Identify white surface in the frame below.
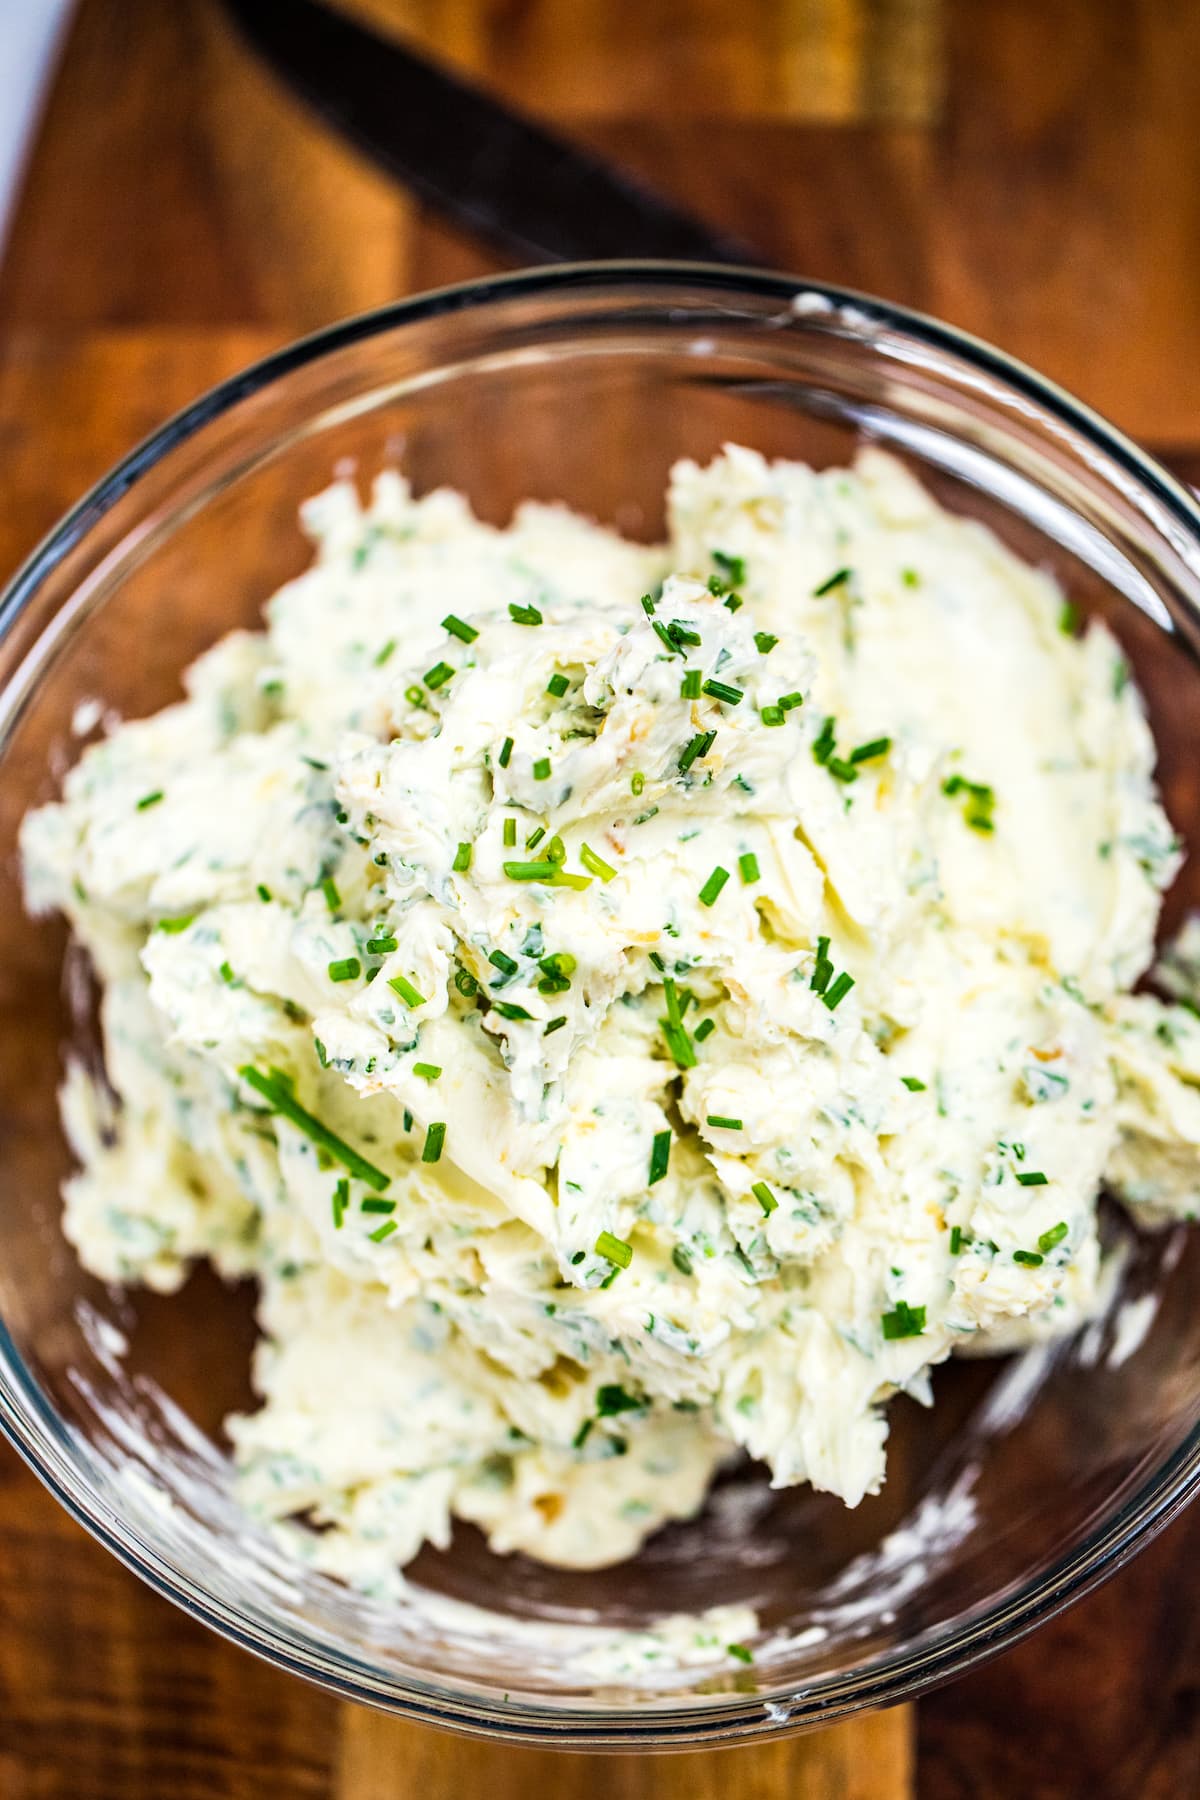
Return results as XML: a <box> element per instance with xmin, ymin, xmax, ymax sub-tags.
<box><xmin>0</xmin><ymin>0</ymin><xmax>74</xmax><ymax>256</ymax></box>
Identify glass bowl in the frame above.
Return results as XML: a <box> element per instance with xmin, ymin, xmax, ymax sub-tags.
<box><xmin>2</xmin><ymin>264</ymin><xmax>1200</xmax><ymax>1749</ymax></box>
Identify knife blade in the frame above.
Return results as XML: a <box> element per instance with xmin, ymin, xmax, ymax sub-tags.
<box><xmin>221</xmin><ymin>0</ymin><xmax>762</xmax><ymax>267</ymax></box>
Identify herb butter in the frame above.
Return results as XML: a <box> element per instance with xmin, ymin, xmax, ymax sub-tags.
<box><xmin>22</xmin><ymin>446</ymin><xmax>1200</xmax><ymax>1583</ymax></box>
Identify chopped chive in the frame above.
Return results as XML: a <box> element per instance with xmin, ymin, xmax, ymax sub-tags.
<box><xmin>413</xmin><ymin>1063</ymin><xmax>441</xmax><ymax>1081</ymax></box>
<box><xmin>680</xmin><ymin>669</ymin><xmax>702</xmax><ymax>699</ymax></box>
<box><xmin>811</xmin><ymin>935</ymin><xmax>832</xmax><ymax>994</ymax></box>
<box><xmin>332</xmin><ymin>1178</ymin><xmax>348</xmax><ymax>1229</ymax></box>
<box><xmin>443</xmin><ymin>613</ymin><xmax>478</xmax><ymax>643</ymax></box>
<box><xmin>256</xmin><ymin>883</ymin><xmax>272</xmax><ymax>903</ymax></box>
<box><xmin>707</xmin><ymin>1115</ymin><xmax>743</xmax><ymax>1131</ymax></box>
<box><xmin>667</xmin><ymin>620</ymin><xmax>702</xmax><ymax>648</ymax></box>
<box><xmin>498</xmin><ymin>736</ymin><xmax>514</xmax><ymax>769</ymax></box>
<box><xmin>724</xmin><ymin>594</ymin><xmax>743</xmax><ymax>612</ymax></box>
<box><xmin>424</xmin><ymin>661</ymin><xmax>455</xmax><ymax>691</ymax></box>
<box><xmin>1038</xmin><ymin>1221</ymin><xmax>1069</xmax><ymax>1254</ymax></box>
<box><xmin>503</xmin><ymin>817</ymin><xmax>517</xmax><ymax>847</ymax></box>
<box><xmin>881</xmin><ymin>1300</ymin><xmax>926</xmax><ymax>1339</ymax></box>
<box><xmin>388</xmin><ymin>974</ymin><xmax>426</xmax><ymax>1008</ymax></box>
<box><xmin>849</xmin><ymin>736</ymin><xmax>891</xmax><ymax>764</ymax></box>
<box><xmin>754</xmin><ymin>632</ymin><xmax>778</xmax><ymax>654</ymax></box>
<box><xmin>751</xmin><ymin>1181</ymin><xmax>777</xmax><ymax>1216</ymax></box>
<box><xmin>454</xmin><ymin>968</ymin><xmax>479</xmax><ymax>997</ymax></box>
<box><xmin>533</xmin><ymin>757</ymin><xmax>551</xmax><ymax>781</ymax></box>
<box><xmin>546</xmin><ymin>870</ymin><xmax>595</xmax><ymax>891</ymax></box>
<box><xmin>823</xmin><ymin>971</ymin><xmax>855</xmax><ymax>1011</ymax></box>
<box><xmin>707</xmin><ymin>574</ymin><xmax>726</xmax><ymax>597</ymax></box>
<box><xmin>421</xmin><ymin>1122</ymin><xmax>446</xmax><ymax>1163</ymax></box>
<box><xmin>652</xmin><ymin>618</ymin><xmax>681</xmax><ymax>656</ymax></box>
<box><xmin>366</xmin><ymin>933</ymin><xmax>398</xmax><ymax>954</ymax></box>
<box><xmin>698</xmin><ymin>866</ymin><xmax>730</xmax><ymax>907</ymax></box>
<box><xmin>489</xmin><ymin>949</ymin><xmax>518</xmax><ymax>977</ymax></box>
<box><xmin>503</xmin><ymin>860</ymin><xmax>558</xmax><ymax>881</ymax></box>
<box><xmin>649</xmin><ymin>1129</ymin><xmax>671</xmax><ymax>1186</ymax></box>
<box><xmin>661</xmin><ymin>1019</ymin><xmax>697</xmax><ymax>1069</ymax></box>
<box><xmin>662</xmin><ymin>976</ymin><xmax>682</xmax><ymax>1027</ymax></box>
<box><xmin>321</xmin><ymin>876</ymin><xmax>341</xmax><ymax>912</ymax></box>
<box><xmin>546</xmin><ymin>835</ymin><xmax>566</xmax><ymax>865</ymax></box>
<box><xmin>362</xmin><ymin>1197</ymin><xmax>396</xmax><ymax>1214</ymax></box>
<box><xmin>494</xmin><ymin>1001</ymin><xmax>534</xmax><ymax>1021</ymax></box>
<box><xmin>948</xmin><ymin>1225</ymin><xmax>964</xmax><ymax>1254</ymax></box>
<box><xmin>631</xmin><ymin>771</ymin><xmax>645</xmax><ymax>796</ymax></box>
<box><xmin>219</xmin><ymin>960</ymin><xmax>237</xmax><ymax>986</ymax></box>
<box><xmin>539</xmin><ymin>951</ymin><xmax>576</xmax><ymax>981</ymax></box>
<box><xmin>374</xmin><ymin>638</ymin><xmax>396</xmax><ymax>666</ymax></box>
<box><xmin>509</xmin><ymin>602</ymin><xmax>543</xmax><ymax>626</ymax></box>
<box><xmin>1013</xmin><ymin>1249</ymin><xmax>1044</xmax><ymax>1266</ymax></box>
<box><xmin>814</xmin><ymin>567</ymin><xmax>851</xmax><ymax>596</ymax></box>
<box><xmin>369</xmin><ymin>1220</ymin><xmax>398</xmax><ymax>1243</ymax></box>
<box><xmin>546</xmin><ymin>672</ymin><xmax>570</xmax><ymax>698</ymax></box>
<box><xmin>526</xmin><ymin>826</ymin><xmax>546</xmax><ymax>850</ymax></box>
<box><xmin>452</xmin><ymin>841</ymin><xmax>473</xmax><ymax>872</ymax></box>
<box><xmin>713</xmin><ymin>550</ymin><xmax>746</xmax><ymax>586</ymax></box>
<box><xmin>812</xmin><ymin>716</ymin><xmax>836</xmax><ymax>764</ymax></box>
<box><xmin>901</xmin><ymin>1076</ymin><xmax>927</xmax><ymax>1092</ymax></box>
<box><xmin>238</xmin><ymin>1065</ymin><xmax>389</xmax><ymax>1189</ymax></box>
<box><xmin>136</xmin><ymin>789</ymin><xmax>164</xmax><ymax>811</ymax></box>
<box><xmin>679</xmin><ymin>729</ymin><xmax>716</xmax><ymax>773</ymax></box>
<box><xmin>157</xmin><ymin>913</ymin><xmax>196</xmax><ymax>934</ymax></box>
<box><xmin>779</xmin><ymin>691</ymin><xmax>804</xmax><ymax>712</ymax></box>
<box><xmin>405</xmin><ymin>684</ymin><xmax>426</xmax><ymax>708</ymax></box>
<box><xmin>901</xmin><ymin>567</ymin><xmax>920</xmax><ymax>588</ymax></box>
<box><xmin>672</xmin><ymin>1244</ymin><xmax>693</xmax><ymax>1277</ymax></box>
<box><xmin>694</xmin><ymin>1017</ymin><xmax>716</xmax><ymax>1042</ymax></box>
<box><xmin>544</xmin><ymin>1016</ymin><xmax>567</xmax><ymax>1035</ymax></box>
<box><xmin>738</xmin><ymin>851</ymin><xmax>760</xmax><ymax>884</ymax></box>
<box><xmin>595</xmin><ymin>1229</ymin><xmax>633</xmax><ymax>1270</ymax></box>
<box><xmin>640</xmin><ymin>594</ymin><xmax>656</xmax><ymax>616</ymax></box>
<box><xmin>827</xmin><ymin>756</ymin><xmax>858</xmax><ymax>783</ymax></box>
<box><xmin>702</xmin><ymin>678</ymin><xmax>744</xmax><ymax>706</ymax></box>
<box><xmin>728</xmin><ymin>1643</ymin><xmax>754</xmax><ymax>1665</ymax></box>
<box><xmin>760</xmin><ymin>705</ymin><xmax>784</xmax><ymax>726</ymax></box>
<box><xmin>580</xmin><ymin>842</ymin><xmax>617</xmax><ymax>882</ymax></box>
<box><xmin>649</xmin><ymin>951</ymin><xmax>666</xmax><ymax>971</ymax></box>
<box><xmin>1058</xmin><ymin>601</ymin><xmax>1080</xmax><ymax>636</ymax></box>
<box><xmin>1015</xmin><ymin>1170</ymin><xmax>1049</xmax><ymax>1187</ymax></box>
<box><xmin>327</xmin><ymin>957</ymin><xmax>361</xmax><ymax>983</ymax></box>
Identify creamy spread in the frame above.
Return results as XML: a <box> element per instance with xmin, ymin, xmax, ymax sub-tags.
<box><xmin>22</xmin><ymin>445</ymin><xmax>1200</xmax><ymax>1588</ymax></box>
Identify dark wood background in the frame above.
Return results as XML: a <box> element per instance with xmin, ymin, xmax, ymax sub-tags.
<box><xmin>1</xmin><ymin>2</ymin><xmax>1199</xmax><ymax>1794</ymax></box>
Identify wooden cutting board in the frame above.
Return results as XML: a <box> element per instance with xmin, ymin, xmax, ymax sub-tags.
<box><xmin>1</xmin><ymin>3</ymin><xmax>1199</xmax><ymax>1795</ymax></box>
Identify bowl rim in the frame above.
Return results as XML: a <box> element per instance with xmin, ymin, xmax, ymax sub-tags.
<box><xmin>2</xmin><ymin>258</ymin><xmax>1200</xmax><ymax>1747</ymax></box>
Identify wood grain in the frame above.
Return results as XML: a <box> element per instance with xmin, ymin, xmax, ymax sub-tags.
<box><xmin>1</xmin><ymin>0</ymin><xmax>1199</xmax><ymax>1795</ymax></box>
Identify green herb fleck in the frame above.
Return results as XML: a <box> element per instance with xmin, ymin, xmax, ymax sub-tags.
<box><xmin>533</xmin><ymin>757</ymin><xmax>551</xmax><ymax>781</ymax></box>
<box><xmin>649</xmin><ymin>1129</ymin><xmax>671</xmax><ymax>1186</ymax></box>
<box><xmin>321</xmin><ymin>876</ymin><xmax>341</xmax><ymax>913</ymax></box>
<box><xmin>388</xmin><ymin>974</ymin><xmax>426</xmax><ymax>1008</ymax></box>
<box><xmin>702</xmin><ymin>678</ymin><xmax>743</xmax><ymax>706</ymax></box>
<box><xmin>881</xmin><ymin>1300</ymin><xmax>926</xmax><ymax>1339</ymax></box>
<box><xmin>738</xmin><ymin>851</ymin><xmax>760</xmax><ymax>884</ymax></box>
<box><xmin>136</xmin><ymin>790</ymin><xmax>164</xmax><ymax>811</ymax></box>
<box><xmin>498</xmin><ymin>736</ymin><xmax>514</xmax><ymax>769</ymax></box>
<box><xmin>327</xmin><ymin>957</ymin><xmax>361</xmax><ymax>983</ymax></box>
<box><xmin>422</xmin><ymin>1122</ymin><xmax>446</xmax><ymax>1163</ymax></box>
<box><xmin>239</xmin><ymin>1065</ymin><xmax>389</xmax><ymax>1189</ymax></box>
<box><xmin>443</xmin><ymin>613</ymin><xmax>478</xmax><ymax>643</ymax></box>
<box><xmin>823</xmin><ymin>971</ymin><xmax>855</xmax><ymax>1011</ymax></box>
<box><xmin>699</xmin><ymin>866</ymin><xmax>730</xmax><ymax>908</ymax></box>
<box><xmin>707</xmin><ymin>1115</ymin><xmax>743</xmax><ymax>1131</ymax></box>
<box><xmin>595</xmin><ymin>1229</ymin><xmax>633</xmax><ymax>1270</ymax></box>
<box><xmin>453</xmin><ymin>841</ymin><xmax>473</xmax><ymax>872</ymax></box>
<box><xmin>751</xmin><ymin>1181</ymin><xmax>778</xmax><ymax>1216</ymax></box>
<box><xmin>1038</xmin><ymin>1221</ymin><xmax>1069</xmax><ymax>1254</ymax></box>
<box><xmin>413</xmin><ymin>1063</ymin><xmax>441</xmax><ymax>1082</ymax></box>
<box><xmin>754</xmin><ymin>632</ymin><xmax>778</xmax><ymax>654</ymax></box>
<box><xmin>849</xmin><ymin>736</ymin><xmax>891</xmax><ymax>764</ymax></box>
<box><xmin>580</xmin><ymin>842</ymin><xmax>617</xmax><ymax>882</ymax></box>
<box><xmin>509</xmin><ymin>602</ymin><xmax>543</xmax><ymax>626</ymax></box>
<box><xmin>1015</xmin><ymin>1170</ymin><xmax>1049</xmax><ymax>1187</ymax></box>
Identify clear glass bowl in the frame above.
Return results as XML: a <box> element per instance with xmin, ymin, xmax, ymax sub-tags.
<box><xmin>2</xmin><ymin>264</ymin><xmax>1200</xmax><ymax>1749</ymax></box>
